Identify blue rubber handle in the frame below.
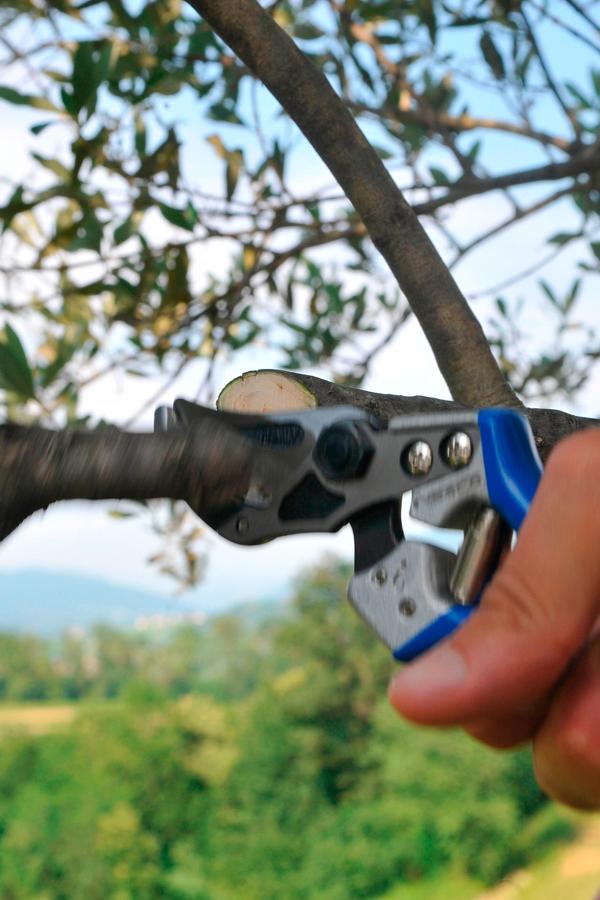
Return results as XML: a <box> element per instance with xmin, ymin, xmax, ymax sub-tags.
<box><xmin>393</xmin><ymin>410</ymin><xmax>543</xmax><ymax>662</ymax></box>
<box><xmin>393</xmin><ymin>606</ymin><xmax>473</xmax><ymax>663</ymax></box>
<box><xmin>477</xmin><ymin>408</ymin><xmax>543</xmax><ymax>531</ymax></box>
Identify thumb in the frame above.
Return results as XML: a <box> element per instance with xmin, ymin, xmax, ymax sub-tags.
<box><xmin>389</xmin><ymin>429</ymin><xmax>600</xmax><ymax>725</ymax></box>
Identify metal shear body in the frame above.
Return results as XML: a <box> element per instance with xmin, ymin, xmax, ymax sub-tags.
<box><xmin>156</xmin><ymin>400</ymin><xmax>542</xmax><ymax>661</ymax></box>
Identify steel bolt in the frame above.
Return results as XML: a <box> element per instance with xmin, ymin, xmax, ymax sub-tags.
<box><xmin>236</xmin><ymin>516</ymin><xmax>250</xmax><ymax>535</ymax></box>
<box><xmin>444</xmin><ymin>432</ymin><xmax>472</xmax><ymax>468</ymax></box>
<box><xmin>314</xmin><ymin>422</ymin><xmax>372</xmax><ymax>481</ymax></box>
<box><xmin>403</xmin><ymin>440</ymin><xmax>433</xmax><ymax>476</ymax></box>
<box><xmin>399</xmin><ymin>598</ymin><xmax>416</xmax><ymax>617</ymax></box>
<box><xmin>373</xmin><ymin>568</ymin><xmax>387</xmax><ymax>586</ymax></box>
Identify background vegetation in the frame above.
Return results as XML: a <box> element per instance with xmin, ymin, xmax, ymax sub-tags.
<box><xmin>0</xmin><ymin>560</ymin><xmax>580</xmax><ymax>899</ymax></box>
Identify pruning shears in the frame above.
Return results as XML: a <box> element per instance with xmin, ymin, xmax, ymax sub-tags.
<box><xmin>155</xmin><ymin>400</ymin><xmax>543</xmax><ymax>662</ymax></box>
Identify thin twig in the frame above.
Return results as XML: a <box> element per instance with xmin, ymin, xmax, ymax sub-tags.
<box><xmin>521</xmin><ymin>5</ymin><xmax>581</xmax><ymax>137</ymax></box>
<box><xmin>122</xmin><ymin>357</ymin><xmax>191</xmax><ymax>427</ymax></box>
<box><xmin>467</xmin><ymin>244</ymin><xmax>576</xmax><ymax>301</ymax></box>
<box><xmin>563</xmin><ymin>0</ymin><xmax>600</xmax><ymax>33</ymax></box>
<box><xmin>350</xmin><ymin>100</ymin><xmax>573</xmax><ymax>153</ymax></box>
<box><xmin>352</xmin><ymin>305</ymin><xmax>412</xmax><ymax>379</ymax></box>
<box><xmin>530</xmin><ymin>0</ymin><xmax>600</xmax><ymax>53</ymax></box>
<box><xmin>412</xmin><ymin>147</ymin><xmax>600</xmax><ymax>216</ymax></box>
<box><xmin>449</xmin><ymin>186</ymin><xmax>575</xmax><ymax>269</ymax></box>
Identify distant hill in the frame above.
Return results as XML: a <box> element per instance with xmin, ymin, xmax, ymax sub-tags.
<box><xmin>0</xmin><ymin>569</ymin><xmax>197</xmax><ymax>635</ymax></box>
<box><xmin>0</xmin><ymin>569</ymin><xmax>286</xmax><ymax>636</ymax></box>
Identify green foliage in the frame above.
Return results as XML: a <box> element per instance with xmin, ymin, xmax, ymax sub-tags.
<box><xmin>0</xmin><ymin>0</ymin><xmax>598</xmax><ymax>426</ymax></box>
<box><xmin>0</xmin><ymin>325</ymin><xmax>35</xmax><ymax>400</ymax></box>
<box><xmin>488</xmin><ymin>275</ymin><xmax>597</xmax><ymax>401</ymax></box>
<box><xmin>0</xmin><ymin>560</ymin><xmax>577</xmax><ymax>898</ymax></box>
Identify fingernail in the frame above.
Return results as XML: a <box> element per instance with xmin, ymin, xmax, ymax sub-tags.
<box><xmin>390</xmin><ymin>644</ymin><xmax>468</xmax><ymax>700</ymax></box>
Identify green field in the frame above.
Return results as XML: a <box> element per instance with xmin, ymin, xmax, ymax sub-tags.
<box><xmin>0</xmin><ymin>702</ymin><xmax>76</xmax><ymax>735</ymax></box>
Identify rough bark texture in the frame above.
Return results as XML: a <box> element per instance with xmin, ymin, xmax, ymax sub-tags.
<box><xmin>218</xmin><ymin>370</ymin><xmax>597</xmax><ymax>463</ymax></box>
<box><xmin>189</xmin><ymin>0</ymin><xmax>521</xmax><ymax>409</ymax></box>
<box><xmin>0</xmin><ymin>421</ymin><xmax>252</xmax><ymax>541</ymax></box>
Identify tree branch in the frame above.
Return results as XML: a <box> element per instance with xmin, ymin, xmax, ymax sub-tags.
<box><xmin>0</xmin><ymin>371</ymin><xmax>595</xmax><ymax>544</ymax></box>
<box><xmin>335</xmin><ymin>8</ymin><xmax>572</xmax><ymax>154</ymax></box>
<box><xmin>529</xmin><ymin>1</ymin><xmax>600</xmax><ymax>54</ymax></box>
<box><xmin>352</xmin><ymin>100</ymin><xmax>574</xmax><ymax>153</ymax></box>
<box><xmin>0</xmin><ymin>422</ymin><xmax>252</xmax><ymax>542</ymax></box>
<box><xmin>521</xmin><ymin>5</ymin><xmax>580</xmax><ymax>137</ymax></box>
<box><xmin>448</xmin><ymin>186</ymin><xmax>574</xmax><ymax>268</ymax></box>
<box><xmin>413</xmin><ymin>149</ymin><xmax>600</xmax><ymax>215</ymax></box>
<box><xmin>217</xmin><ymin>370</ymin><xmax>597</xmax><ymax>463</ymax></box>
<box><xmin>187</xmin><ymin>0</ymin><xmax>521</xmax><ymax>409</ymax></box>
<box><xmin>562</xmin><ymin>0</ymin><xmax>600</xmax><ymax>35</ymax></box>
<box><xmin>467</xmin><ymin>238</ymin><xmax>582</xmax><ymax>301</ymax></box>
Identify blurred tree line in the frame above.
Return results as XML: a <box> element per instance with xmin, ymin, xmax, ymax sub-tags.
<box><xmin>0</xmin><ymin>560</ymin><xmax>576</xmax><ymax>898</ymax></box>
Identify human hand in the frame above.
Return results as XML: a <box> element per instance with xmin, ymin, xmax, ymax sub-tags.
<box><xmin>389</xmin><ymin>428</ymin><xmax>600</xmax><ymax>810</ymax></box>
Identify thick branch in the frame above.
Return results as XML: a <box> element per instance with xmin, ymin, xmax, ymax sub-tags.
<box><xmin>0</xmin><ymin>373</ymin><xmax>595</xmax><ymax>543</ymax></box>
<box><xmin>188</xmin><ymin>0</ymin><xmax>520</xmax><ymax>409</ymax></box>
<box><xmin>0</xmin><ymin>422</ymin><xmax>252</xmax><ymax>541</ymax></box>
<box><xmin>217</xmin><ymin>370</ymin><xmax>597</xmax><ymax>463</ymax></box>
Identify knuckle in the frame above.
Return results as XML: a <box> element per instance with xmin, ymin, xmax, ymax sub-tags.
<box><xmin>485</xmin><ymin>565</ymin><xmax>540</xmax><ymax>632</ymax></box>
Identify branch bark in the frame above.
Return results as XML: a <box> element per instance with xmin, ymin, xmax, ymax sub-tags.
<box><xmin>0</xmin><ymin>373</ymin><xmax>595</xmax><ymax>543</ymax></box>
<box><xmin>187</xmin><ymin>0</ymin><xmax>521</xmax><ymax>409</ymax></box>
<box><xmin>0</xmin><ymin>421</ymin><xmax>252</xmax><ymax>542</ymax></box>
<box><xmin>413</xmin><ymin>145</ymin><xmax>600</xmax><ymax>216</ymax></box>
<box><xmin>352</xmin><ymin>100</ymin><xmax>574</xmax><ymax>152</ymax></box>
<box><xmin>217</xmin><ymin>370</ymin><xmax>597</xmax><ymax>464</ymax></box>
